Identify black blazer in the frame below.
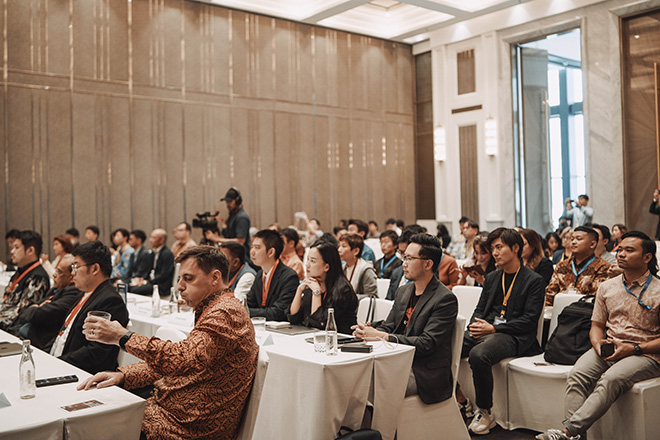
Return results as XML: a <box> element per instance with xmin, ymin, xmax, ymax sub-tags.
<box><xmin>12</xmin><ymin>285</ymin><xmax>84</xmax><ymax>350</ymax></box>
<box><xmin>124</xmin><ymin>246</ymin><xmax>151</xmax><ymax>282</ymax></box>
<box><xmin>533</xmin><ymin>257</ymin><xmax>554</xmax><ymax>287</ymax></box>
<box><xmin>377</xmin><ymin>277</ymin><xmax>458</xmax><ymax>404</ymax></box>
<box><xmin>130</xmin><ymin>246</ymin><xmax>175</xmax><ymax>296</ymax></box>
<box><xmin>59</xmin><ymin>280</ymin><xmax>129</xmax><ymax>374</ymax></box>
<box><xmin>471</xmin><ymin>266</ymin><xmax>545</xmax><ymax>356</ymax></box>
<box><xmin>650</xmin><ymin>201</ymin><xmax>660</xmax><ymax>240</ymax></box>
<box><xmin>247</xmin><ymin>262</ymin><xmax>299</xmax><ymax>321</ymax></box>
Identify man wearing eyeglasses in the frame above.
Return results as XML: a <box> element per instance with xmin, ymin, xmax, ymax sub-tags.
<box><xmin>537</xmin><ymin>231</ymin><xmax>660</xmax><ymax>440</ymax></box>
<box><xmin>49</xmin><ymin>241</ymin><xmax>129</xmax><ymax>374</ymax></box>
<box><xmin>352</xmin><ymin>233</ymin><xmax>458</xmax><ymax>405</ymax></box>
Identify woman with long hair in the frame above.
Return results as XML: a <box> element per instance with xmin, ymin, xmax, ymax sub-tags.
<box><xmin>520</xmin><ymin>229</ymin><xmax>554</xmax><ymax>286</ymax></box>
<box><xmin>607</xmin><ymin>223</ymin><xmax>627</xmax><ymax>253</ymax></box>
<box><xmin>288</xmin><ymin>241</ymin><xmax>358</xmax><ymax>334</ymax></box>
<box><xmin>457</xmin><ymin>234</ymin><xmax>496</xmax><ymax>287</ymax></box>
<box><xmin>553</xmin><ymin>227</ymin><xmax>573</xmax><ymax>264</ymax></box>
<box><xmin>40</xmin><ymin>235</ymin><xmax>74</xmax><ymax>278</ymax></box>
<box><xmin>544</xmin><ymin>231</ymin><xmax>562</xmax><ymax>259</ymax></box>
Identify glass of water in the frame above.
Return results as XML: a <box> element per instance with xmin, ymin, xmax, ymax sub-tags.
<box><xmin>314</xmin><ymin>331</ymin><xmax>327</xmax><ymax>353</ymax></box>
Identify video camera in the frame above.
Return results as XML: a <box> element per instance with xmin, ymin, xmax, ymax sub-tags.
<box><xmin>192</xmin><ymin>211</ymin><xmax>219</xmax><ymax>231</ymax></box>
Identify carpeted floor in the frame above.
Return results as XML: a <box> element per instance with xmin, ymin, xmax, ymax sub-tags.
<box><xmin>469</xmin><ymin>424</ymin><xmax>540</xmax><ymax>439</ymax></box>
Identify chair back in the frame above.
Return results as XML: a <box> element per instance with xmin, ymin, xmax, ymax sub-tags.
<box><xmin>373</xmin><ymin>299</ymin><xmax>394</xmax><ymax>322</ymax></box>
<box><xmin>452</xmin><ymin>315</ymin><xmax>467</xmax><ymax>393</ymax></box>
<box><xmin>376</xmin><ymin>279</ymin><xmax>390</xmax><ymax>299</ymax></box>
<box><xmin>549</xmin><ymin>293</ymin><xmax>584</xmax><ymax>335</ymax></box>
<box><xmin>357</xmin><ymin>297</ymin><xmax>375</xmax><ymax>323</ymax></box>
<box><xmin>171</xmin><ymin>262</ymin><xmax>181</xmax><ymax>293</ymax></box>
<box><xmin>155</xmin><ymin>326</ymin><xmax>187</xmax><ymax>342</ymax></box>
<box><xmin>452</xmin><ymin>286</ymin><xmax>482</xmax><ymax>329</ymax></box>
<box><xmin>365</xmin><ymin>238</ymin><xmax>383</xmax><ymax>260</ymax></box>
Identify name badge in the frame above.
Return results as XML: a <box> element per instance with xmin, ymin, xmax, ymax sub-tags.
<box><xmin>566</xmin><ymin>286</ymin><xmax>577</xmax><ymax>295</ymax></box>
<box><xmin>493</xmin><ymin>316</ymin><xmax>507</xmax><ymax>325</ymax></box>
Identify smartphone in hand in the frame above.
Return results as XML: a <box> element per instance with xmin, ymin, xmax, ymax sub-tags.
<box><xmin>600</xmin><ymin>343</ymin><xmax>615</xmax><ymax>358</ymax></box>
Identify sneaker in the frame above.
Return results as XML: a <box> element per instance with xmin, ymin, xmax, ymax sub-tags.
<box><xmin>469</xmin><ymin>409</ymin><xmax>496</xmax><ymax>435</ymax></box>
<box><xmin>535</xmin><ymin>429</ymin><xmax>581</xmax><ymax>440</ymax></box>
<box><xmin>458</xmin><ymin>399</ymin><xmax>474</xmax><ymax>419</ymax></box>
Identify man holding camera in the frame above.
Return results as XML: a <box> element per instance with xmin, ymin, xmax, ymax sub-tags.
<box><xmin>206</xmin><ymin>188</ymin><xmax>251</xmax><ymax>258</ymax></box>
<box><xmin>537</xmin><ymin>231</ymin><xmax>660</xmax><ymax>440</ymax></box>
<box><xmin>563</xmin><ymin>195</ymin><xmax>593</xmax><ymax>228</ymax></box>
<box><xmin>650</xmin><ymin>189</ymin><xmax>660</xmax><ymax>240</ymax></box>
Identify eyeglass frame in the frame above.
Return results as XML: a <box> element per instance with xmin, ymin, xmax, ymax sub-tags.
<box><xmin>400</xmin><ymin>254</ymin><xmax>430</xmax><ymax>263</ymax></box>
<box><xmin>70</xmin><ymin>263</ymin><xmax>91</xmax><ymax>273</ymax></box>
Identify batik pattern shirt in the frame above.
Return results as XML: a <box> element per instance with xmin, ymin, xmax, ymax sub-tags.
<box><xmin>0</xmin><ymin>263</ymin><xmax>50</xmax><ymax>330</ymax></box>
<box><xmin>545</xmin><ymin>255</ymin><xmax>610</xmax><ymax>306</ymax></box>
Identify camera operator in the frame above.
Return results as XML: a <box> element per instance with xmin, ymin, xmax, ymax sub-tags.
<box><xmin>563</xmin><ymin>194</ymin><xmax>593</xmax><ymax>228</ymax></box>
<box><xmin>205</xmin><ymin>188</ymin><xmax>251</xmax><ymax>258</ymax></box>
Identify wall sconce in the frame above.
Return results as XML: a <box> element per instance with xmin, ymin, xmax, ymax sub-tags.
<box><xmin>434</xmin><ymin>126</ymin><xmax>446</xmax><ymax>162</ymax></box>
<box><xmin>485</xmin><ymin>117</ymin><xmax>497</xmax><ymax>156</ymax></box>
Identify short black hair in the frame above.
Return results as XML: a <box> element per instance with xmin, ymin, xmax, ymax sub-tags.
<box><xmin>573</xmin><ymin>226</ymin><xmax>599</xmax><ymax>243</ymax></box>
<box><xmin>409</xmin><ymin>233</ymin><xmax>443</xmax><ymax>272</ymax></box>
<box><xmin>348</xmin><ymin>219</ymin><xmax>369</xmax><ymax>236</ymax></box>
<box><xmin>113</xmin><ymin>228</ymin><xmax>130</xmax><ymax>239</ymax></box>
<box><xmin>72</xmin><ymin>241</ymin><xmax>112</xmax><ymax>278</ymax></box>
<box><xmin>254</xmin><ymin>229</ymin><xmax>285</xmax><ymax>260</ymax></box>
<box><xmin>380</xmin><ymin>230</ymin><xmax>399</xmax><ymax>245</ymax></box>
<box><xmin>86</xmin><ymin>225</ymin><xmax>100</xmax><ymax>235</ymax></box>
<box><xmin>368</xmin><ymin>220</ymin><xmax>378</xmax><ymax>227</ymax></box>
<box><xmin>487</xmin><ymin>227</ymin><xmax>524</xmax><ymax>258</ymax></box>
<box><xmin>339</xmin><ymin>233</ymin><xmax>364</xmax><ymax>255</ymax></box>
<box><xmin>578</xmin><ymin>194</ymin><xmax>589</xmax><ymax>201</ymax></box>
<box><xmin>66</xmin><ymin>228</ymin><xmax>80</xmax><ymax>238</ymax></box>
<box><xmin>396</xmin><ymin>219</ymin><xmax>404</xmax><ymax>228</ymax></box>
<box><xmin>385</xmin><ymin>218</ymin><xmax>397</xmax><ymax>225</ymax></box>
<box><xmin>5</xmin><ymin>229</ymin><xmax>21</xmax><ymax>240</ymax></box>
<box><xmin>17</xmin><ymin>230</ymin><xmax>43</xmax><ymax>256</ymax></box>
<box><xmin>176</xmin><ymin>245</ymin><xmax>229</xmax><ymax>281</ymax></box>
<box><xmin>621</xmin><ymin>231</ymin><xmax>658</xmax><ymax>276</ymax></box>
<box><xmin>220</xmin><ymin>240</ymin><xmax>246</xmax><ymax>265</ymax></box>
<box><xmin>458</xmin><ymin>216</ymin><xmax>470</xmax><ymax>224</ymax></box>
<box><xmin>317</xmin><ymin>232</ymin><xmax>339</xmax><ymax>248</ymax></box>
<box><xmin>590</xmin><ymin>223</ymin><xmax>611</xmax><ymax>242</ymax></box>
<box><xmin>130</xmin><ymin>229</ymin><xmax>147</xmax><ymax>243</ymax></box>
<box><xmin>179</xmin><ymin>222</ymin><xmax>192</xmax><ymax>232</ymax></box>
<box><xmin>333</xmin><ymin>226</ymin><xmax>346</xmax><ymax>235</ymax></box>
<box><xmin>280</xmin><ymin>228</ymin><xmax>300</xmax><ymax>247</ymax></box>
<box><xmin>465</xmin><ymin>220</ymin><xmax>479</xmax><ymax>230</ymax></box>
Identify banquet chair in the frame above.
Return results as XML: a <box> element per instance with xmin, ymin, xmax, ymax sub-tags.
<box><xmin>357</xmin><ymin>298</ymin><xmax>375</xmax><ymax>323</ymax></box>
<box><xmin>155</xmin><ymin>326</ymin><xmax>187</xmax><ymax>342</ymax></box>
<box><xmin>452</xmin><ymin>285</ymin><xmax>482</xmax><ymax>329</ymax></box>
<box><xmin>376</xmin><ymin>279</ymin><xmax>390</xmax><ymax>299</ymax></box>
<box><xmin>395</xmin><ymin>315</ymin><xmax>469</xmax><ymax>440</ymax></box>
<box><xmin>372</xmin><ymin>299</ymin><xmax>394</xmax><ymax>322</ymax></box>
<box><xmin>237</xmin><ymin>347</ymin><xmax>270</xmax><ymax>440</ymax></box>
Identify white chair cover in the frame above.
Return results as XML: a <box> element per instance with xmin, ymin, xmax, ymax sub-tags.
<box><xmin>376</xmin><ymin>279</ymin><xmax>390</xmax><ymax>299</ymax></box>
<box><xmin>154</xmin><ymin>326</ymin><xmax>187</xmax><ymax>342</ymax></box>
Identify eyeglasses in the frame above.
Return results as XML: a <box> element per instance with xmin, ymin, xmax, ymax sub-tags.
<box><xmin>70</xmin><ymin>263</ymin><xmax>90</xmax><ymax>273</ymax></box>
<box><xmin>401</xmin><ymin>255</ymin><xmax>430</xmax><ymax>263</ymax></box>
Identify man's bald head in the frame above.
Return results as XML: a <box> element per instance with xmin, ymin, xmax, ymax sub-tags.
<box><xmin>150</xmin><ymin>228</ymin><xmax>167</xmax><ymax>248</ymax></box>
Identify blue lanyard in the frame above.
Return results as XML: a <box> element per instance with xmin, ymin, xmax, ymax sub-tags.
<box><xmin>571</xmin><ymin>256</ymin><xmax>596</xmax><ymax>286</ymax></box>
<box><xmin>380</xmin><ymin>255</ymin><xmax>398</xmax><ymax>277</ymax></box>
<box><xmin>623</xmin><ymin>274</ymin><xmax>652</xmax><ymax>310</ymax></box>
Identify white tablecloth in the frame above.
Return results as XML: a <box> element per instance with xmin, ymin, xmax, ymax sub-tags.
<box><xmin>0</xmin><ymin>330</ymin><xmax>145</xmax><ymax>440</ymax></box>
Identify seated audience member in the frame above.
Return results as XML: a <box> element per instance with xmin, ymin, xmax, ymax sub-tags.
<box><xmin>375</xmin><ymin>230</ymin><xmax>402</xmax><ymax>279</ymax></box>
<box><xmin>79</xmin><ymin>246</ymin><xmax>258</xmax><ymax>440</ymax></box>
<box><xmin>220</xmin><ymin>241</ymin><xmax>256</xmax><ymax>304</ymax></box>
<box><xmin>50</xmin><ymin>241</ymin><xmax>129</xmax><ymax>374</ymax></box>
<box><xmin>385</xmin><ymin>218</ymin><xmax>402</xmax><ymax>236</ymax></box>
<box><xmin>651</xmin><ymin>189</ymin><xmax>660</xmax><ymax>240</ymax></box>
<box><xmin>129</xmin><ymin>229</ymin><xmax>175</xmax><ymax>297</ymax></box>
<box><xmin>437</xmin><ymin>251</ymin><xmax>460</xmax><ymax>290</ymax></box>
<box><xmin>0</xmin><ymin>230</ymin><xmax>50</xmax><ymax>331</ymax></box>
<box><xmin>545</xmin><ymin>226</ymin><xmax>610</xmax><ymax>306</ymax></box>
<box><xmin>446</xmin><ymin>216</ymin><xmax>470</xmax><ymax>258</ymax></box>
<box><xmin>521</xmin><ymin>229</ymin><xmax>554</xmax><ymax>286</ymax></box>
<box><xmin>536</xmin><ymin>231</ymin><xmax>660</xmax><ymax>440</ymax></box>
<box><xmin>3</xmin><ymin>229</ymin><xmax>21</xmax><ymax>271</ymax></box>
<box><xmin>171</xmin><ymin>222</ymin><xmax>197</xmax><ymax>258</ymax></box>
<box><xmin>40</xmin><ymin>235</ymin><xmax>73</xmax><ymax>278</ymax></box>
<box><xmin>461</xmin><ymin>228</ymin><xmax>545</xmax><ymax>435</ymax></box>
<box><xmin>353</xmin><ymin>234</ymin><xmax>458</xmax><ymax>404</ymax></box>
<box><xmin>553</xmin><ymin>227</ymin><xmax>574</xmax><ymax>264</ymax></box>
<box><xmin>339</xmin><ymin>234</ymin><xmax>378</xmax><ymax>301</ymax></box>
<box><xmin>111</xmin><ymin>228</ymin><xmax>134</xmax><ymax>282</ymax></box>
<box><xmin>591</xmin><ymin>223</ymin><xmax>616</xmax><ymax>264</ymax></box>
<box><xmin>607</xmin><ymin>223</ymin><xmax>627</xmax><ymax>253</ymax></box>
<box><xmin>288</xmin><ymin>241</ymin><xmax>358</xmax><ymax>334</ymax></box>
<box><xmin>436</xmin><ymin>223</ymin><xmax>452</xmax><ymax>249</ymax></box>
<box><xmin>13</xmin><ymin>254</ymin><xmax>83</xmax><ymax>350</ymax></box>
<box><xmin>545</xmin><ymin>231</ymin><xmax>562</xmax><ymax>259</ymax></box>
<box><xmin>387</xmin><ymin>225</ymin><xmax>425</xmax><ymax>300</ymax></box>
<box><xmin>85</xmin><ymin>225</ymin><xmax>100</xmax><ymax>243</ymax></box>
<box><xmin>280</xmin><ymin>227</ymin><xmax>305</xmax><ymax>281</ymax></box>
<box><xmin>368</xmin><ymin>220</ymin><xmax>380</xmax><ymax>239</ymax></box>
<box><xmin>66</xmin><ymin>227</ymin><xmax>80</xmax><ymax>249</ymax></box>
<box><xmin>563</xmin><ymin>194</ymin><xmax>593</xmax><ymax>227</ymax></box>
<box><xmin>125</xmin><ymin>229</ymin><xmax>151</xmax><ymax>283</ymax></box>
<box><xmin>348</xmin><ymin>218</ymin><xmax>377</xmax><ymax>263</ymax></box>
<box><xmin>247</xmin><ymin>229</ymin><xmax>299</xmax><ymax>320</ymax></box>
<box><xmin>457</xmin><ymin>234</ymin><xmax>496</xmax><ymax>288</ymax></box>
<box><xmin>300</xmin><ymin>213</ymin><xmax>323</xmax><ymax>247</ymax></box>
<box><xmin>333</xmin><ymin>226</ymin><xmax>348</xmax><ymax>242</ymax></box>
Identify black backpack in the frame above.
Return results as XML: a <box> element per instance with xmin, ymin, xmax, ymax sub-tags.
<box><xmin>544</xmin><ymin>295</ymin><xmax>595</xmax><ymax>365</ymax></box>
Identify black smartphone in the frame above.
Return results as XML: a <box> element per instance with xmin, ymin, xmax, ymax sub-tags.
<box><xmin>600</xmin><ymin>343</ymin><xmax>615</xmax><ymax>358</ymax></box>
<box><xmin>36</xmin><ymin>374</ymin><xmax>79</xmax><ymax>387</ymax></box>
<box><xmin>340</xmin><ymin>344</ymin><xmax>373</xmax><ymax>353</ymax></box>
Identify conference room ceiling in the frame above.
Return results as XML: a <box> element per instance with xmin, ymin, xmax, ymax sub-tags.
<box><xmin>195</xmin><ymin>0</ymin><xmax>535</xmax><ymax>44</ymax></box>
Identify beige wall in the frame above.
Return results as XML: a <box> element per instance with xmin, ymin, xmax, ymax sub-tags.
<box><xmin>0</xmin><ymin>0</ymin><xmax>416</xmax><ymax>259</ymax></box>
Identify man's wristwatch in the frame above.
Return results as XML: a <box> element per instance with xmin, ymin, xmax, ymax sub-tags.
<box><xmin>633</xmin><ymin>343</ymin><xmax>643</xmax><ymax>356</ymax></box>
<box><xmin>312</xmin><ymin>289</ymin><xmax>321</xmax><ymax>296</ymax></box>
<box><xmin>119</xmin><ymin>331</ymin><xmax>135</xmax><ymax>351</ymax></box>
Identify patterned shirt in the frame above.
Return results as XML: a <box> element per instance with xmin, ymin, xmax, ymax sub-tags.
<box><xmin>119</xmin><ymin>291</ymin><xmax>258</xmax><ymax>440</ymax></box>
<box><xmin>280</xmin><ymin>252</ymin><xmax>305</xmax><ymax>281</ymax></box>
<box><xmin>0</xmin><ymin>261</ymin><xmax>50</xmax><ymax>330</ymax></box>
<box><xmin>545</xmin><ymin>255</ymin><xmax>609</xmax><ymax>306</ymax></box>
<box><xmin>592</xmin><ymin>272</ymin><xmax>660</xmax><ymax>364</ymax></box>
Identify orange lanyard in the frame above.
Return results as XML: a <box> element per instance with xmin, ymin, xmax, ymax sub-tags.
<box><xmin>58</xmin><ymin>293</ymin><xmax>92</xmax><ymax>336</ymax></box>
<box><xmin>228</xmin><ymin>264</ymin><xmax>244</xmax><ymax>287</ymax></box>
<box><xmin>262</xmin><ymin>260</ymin><xmax>279</xmax><ymax>306</ymax></box>
<box><xmin>499</xmin><ymin>267</ymin><xmax>521</xmax><ymax>317</ymax></box>
<box><xmin>198</xmin><ymin>290</ymin><xmax>233</xmax><ymax>322</ymax></box>
<box><xmin>5</xmin><ymin>261</ymin><xmax>41</xmax><ymax>298</ymax></box>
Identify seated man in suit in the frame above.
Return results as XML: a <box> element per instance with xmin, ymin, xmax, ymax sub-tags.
<box><xmin>246</xmin><ymin>229</ymin><xmax>299</xmax><ymax>321</ymax></box>
<box><xmin>12</xmin><ymin>254</ymin><xmax>84</xmax><ymax>350</ymax></box>
<box><xmin>386</xmin><ymin>225</ymin><xmax>425</xmax><ymax>300</ymax></box>
<box><xmin>461</xmin><ymin>228</ymin><xmax>545</xmax><ymax>435</ymax></box>
<box><xmin>129</xmin><ymin>228</ymin><xmax>175</xmax><ymax>297</ymax></box>
<box><xmin>50</xmin><ymin>241</ymin><xmax>129</xmax><ymax>374</ymax></box>
<box><xmin>220</xmin><ymin>241</ymin><xmax>256</xmax><ymax>304</ymax></box>
<box><xmin>353</xmin><ymin>233</ymin><xmax>458</xmax><ymax>404</ymax></box>
<box><xmin>124</xmin><ymin>229</ymin><xmax>151</xmax><ymax>284</ymax></box>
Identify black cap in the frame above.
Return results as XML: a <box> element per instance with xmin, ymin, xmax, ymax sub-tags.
<box><xmin>221</xmin><ymin>188</ymin><xmax>240</xmax><ymax>202</ymax></box>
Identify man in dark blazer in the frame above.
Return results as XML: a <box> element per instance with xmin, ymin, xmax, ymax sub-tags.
<box><xmin>49</xmin><ymin>241</ymin><xmax>129</xmax><ymax>374</ymax></box>
<box><xmin>353</xmin><ymin>233</ymin><xmax>458</xmax><ymax>405</ymax></box>
<box><xmin>129</xmin><ymin>228</ymin><xmax>175</xmax><ymax>297</ymax></box>
<box><xmin>650</xmin><ymin>189</ymin><xmax>660</xmax><ymax>240</ymax></box>
<box><xmin>247</xmin><ymin>229</ymin><xmax>299</xmax><ymax>321</ymax></box>
<box><xmin>123</xmin><ymin>229</ymin><xmax>151</xmax><ymax>283</ymax></box>
<box><xmin>461</xmin><ymin>228</ymin><xmax>545</xmax><ymax>435</ymax></box>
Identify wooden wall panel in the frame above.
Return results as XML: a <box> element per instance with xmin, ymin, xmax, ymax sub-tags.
<box><xmin>211</xmin><ymin>8</ymin><xmax>230</xmax><ymax>95</ymax></box>
<box><xmin>163</xmin><ymin>0</ymin><xmax>183</xmax><ymax>89</ymax></box>
<box><xmin>459</xmin><ymin>125</ymin><xmax>479</xmax><ymax>221</ymax></box>
<box><xmin>131</xmin><ymin>0</ymin><xmax>155</xmax><ymax>87</ymax></box>
<box><xmin>131</xmin><ymin>99</ymin><xmax>156</xmax><ymax>232</ymax></box>
<box><xmin>108</xmin><ymin>97</ymin><xmax>132</xmax><ymax>229</ymax></box>
<box><xmin>7</xmin><ymin>87</ymin><xmax>35</xmax><ymax>230</ymax></box>
<box><xmin>108</xmin><ymin>0</ymin><xmax>129</xmax><ymax>82</ymax></box>
<box><xmin>163</xmin><ymin>102</ymin><xmax>184</xmax><ymax>230</ymax></box>
<box><xmin>7</xmin><ymin>0</ymin><xmax>32</xmax><ymax>72</ymax></box>
<box><xmin>232</xmin><ymin>11</ymin><xmax>249</xmax><ymax>97</ymax></box>
<box><xmin>183</xmin><ymin>3</ymin><xmax>203</xmax><ymax>93</ymax></box>
<box><xmin>71</xmin><ymin>94</ymin><xmax>99</xmax><ymax>235</ymax></box>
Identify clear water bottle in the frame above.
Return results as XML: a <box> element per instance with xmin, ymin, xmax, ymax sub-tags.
<box><xmin>151</xmin><ymin>285</ymin><xmax>161</xmax><ymax>317</ymax></box>
<box><xmin>326</xmin><ymin>308</ymin><xmax>338</xmax><ymax>356</ymax></box>
<box><xmin>169</xmin><ymin>287</ymin><xmax>179</xmax><ymax>314</ymax></box>
<box><xmin>19</xmin><ymin>339</ymin><xmax>36</xmax><ymax>399</ymax></box>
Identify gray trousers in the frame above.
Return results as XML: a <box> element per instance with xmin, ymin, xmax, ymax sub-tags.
<box><xmin>563</xmin><ymin>348</ymin><xmax>660</xmax><ymax>436</ymax></box>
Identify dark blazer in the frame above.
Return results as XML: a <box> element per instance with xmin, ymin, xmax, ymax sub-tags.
<box><xmin>124</xmin><ymin>246</ymin><xmax>151</xmax><ymax>282</ymax></box>
<box><xmin>471</xmin><ymin>266</ymin><xmax>545</xmax><ymax>356</ymax></box>
<box><xmin>129</xmin><ymin>245</ymin><xmax>175</xmax><ymax>296</ymax></box>
<box><xmin>247</xmin><ymin>262</ymin><xmax>299</xmax><ymax>321</ymax></box>
<box><xmin>287</xmin><ymin>285</ymin><xmax>358</xmax><ymax>334</ymax></box>
<box><xmin>12</xmin><ymin>285</ymin><xmax>84</xmax><ymax>350</ymax></box>
<box><xmin>377</xmin><ymin>277</ymin><xmax>458</xmax><ymax>404</ymax></box>
<box><xmin>650</xmin><ymin>201</ymin><xmax>660</xmax><ymax>240</ymax></box>
<box><xmin>59</xmin><ymin>279</ymin><xmax>129</xmax><ymax>374</ymax></box>
<box><xmin>533</xmin><ymin>257</ymin><xmax>554</xmax><ymax>287</ymax></box>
